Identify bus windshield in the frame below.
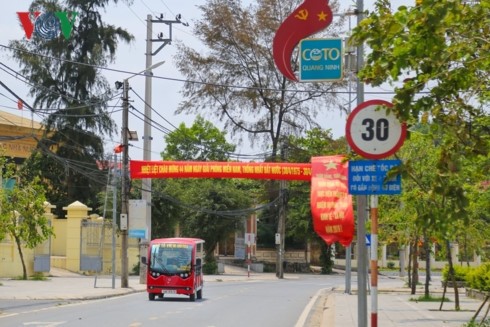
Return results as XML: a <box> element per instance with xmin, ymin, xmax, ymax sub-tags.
<box><xmin>150</xmin><ymin>243</ymin><xmax>192</xmax><ymax>274</ymax></box>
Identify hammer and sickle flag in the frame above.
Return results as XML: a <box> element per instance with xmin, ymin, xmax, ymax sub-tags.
<box><xmin>273</xmin><ymin>0</ymin><xmax>333</xmax><ymax>81</ymax></box>
<box><xmin>310</xmin><ymin>156</ymin><xmax>354</xmax><ymax>247</ymax></box>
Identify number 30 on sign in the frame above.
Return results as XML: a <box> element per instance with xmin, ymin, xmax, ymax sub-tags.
<box><xmin>346</xmin><ymin>100</ymin><xmax>407</xmax><ymax>159</ymax></box>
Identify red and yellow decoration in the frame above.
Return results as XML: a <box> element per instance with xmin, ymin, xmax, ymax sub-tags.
<box><xmin>130</xmin><ymin>160</ymin><xmax>312</xmax><ymax>181</ymax></box>
<box><xmin>132</xmin><ymin>157</ymin><xmax>354</xmax><ymax>246</ymax></box>
<box><xmin>310</xmin><ymin>156</ymin><xmax>354</xmax><ymax>246</ymax></box>
<box><xmin>273</xmin><ymin>0</ymin><xmax>333</xmax><ymax>81</ymax></box>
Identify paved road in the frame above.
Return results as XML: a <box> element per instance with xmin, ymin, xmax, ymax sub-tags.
<box><xmin>0</xmin><ymin>267</ymin><xmax>486</xmax><ymax>326</ymax></box>
<box><xmin>0</xmin><ymin>272</ymin><xmax>342</xmax><ymax>327</ymax></box>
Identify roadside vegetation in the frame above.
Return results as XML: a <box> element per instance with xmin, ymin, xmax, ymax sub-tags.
<box><xmin>1</xmin><ymin>0</ymin><xmax>488</xmax><ymax>299</ymax></box>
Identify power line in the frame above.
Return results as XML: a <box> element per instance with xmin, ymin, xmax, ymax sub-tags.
<box><xmin>0</xmin><ymin>43</ymin><xmax>406</xmax><ymax>95</ymax></box>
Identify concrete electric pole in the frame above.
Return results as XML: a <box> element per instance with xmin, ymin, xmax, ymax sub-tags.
<box><xmin>121</xmin><ymin>79</ymin><xmax>129</xmax><ymax>288</ymax></box>
<box><xmin>142</xmin><ymin>14</ymin><xmax>188</xmax><ymax>243</ymax></box>
<box><xmin>356</xmin><ymin>0</ymin><xmax>368</xmax><ymax>326</ymax></box>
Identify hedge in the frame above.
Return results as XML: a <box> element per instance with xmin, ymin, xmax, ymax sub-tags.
<box><xmin>466</xmin><ymin>263</ymin><xmax>490</xmax><ymax>292</ymax></box>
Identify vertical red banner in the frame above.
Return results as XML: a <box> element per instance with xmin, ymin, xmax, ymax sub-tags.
<box><xmin>310</xmin><ymin>156</ymin><xmax>354</xmax><ymax>246</ymax></box>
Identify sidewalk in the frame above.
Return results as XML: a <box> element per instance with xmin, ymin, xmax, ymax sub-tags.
<box><xmin>313</xmin><ymin>272</ymin><xmax>484</xmax><ymax>327</ymax></box>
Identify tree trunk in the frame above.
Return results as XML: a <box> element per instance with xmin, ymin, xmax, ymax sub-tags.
<box><xmin>446</xmin><ymin>240</ymin><xmax>460</xmax><ymax>311</ymax></box>
<box><xmin>407</xmin><ymin>241</ymin><xmax>412</xmax><ymax>289</ymax></box>
<box><xmin>464</xmin><ymin>234</ymin><xmax>470</xmax><ymax>267</ymax></box>
<box><xmin>424</xmin><ymin>233</ymin><xmax>431</xmax><ymax>298</ymax></box>
<box><xmin>14</xmin><ymin>234</ymin><xmax>28</xmax><ymax>280</ymax></box>
<box><xmin>472</xmin><ymin>296</ymin><xmax>489</xmax><ymax>322</ymax></box>
<box><xmin>439</xmin><ymin>279</ymin><xmax>448</xmax><ymax>311</ymax></box>
<box><xmin>411</xmin><ymin>236</ymin><xmax>419</xmax><ymax>295</ymax></box>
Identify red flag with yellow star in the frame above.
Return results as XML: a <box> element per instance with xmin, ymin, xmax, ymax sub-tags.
<box><xmin>273</xmin><ymin>0</ymin><xmax>333</xmax><ymax>81</ymax></box>
<box><xmin>310</xmin><ymin>155</ymin><xmax>354</xmax><ymax>246</ymax></box>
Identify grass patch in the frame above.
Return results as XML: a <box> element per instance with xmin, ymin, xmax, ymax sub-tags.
<box><xmin>30</xmin><ymin>272</ymin><xmax>48</xmax><ymax>280</ymax></box>
<box><xmin>463</xmin><ymin>320</ymin><xmax>490</xmax><ymax>327</ymax></box>
<box><xmin>12</xmin><ymin>272</ymin><xmax>48</xmax><ymax>281</ymax></box>
<box><xmin>410</xmin><ymin>294</ymin><xmax>450</xmax><ymax>302</ymax></box>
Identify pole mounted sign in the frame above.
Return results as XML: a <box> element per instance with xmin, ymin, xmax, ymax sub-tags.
<box><xmin>346</xmin><ymin>100</ymin><xmax>407</xmax><ymax>159</ymax></box>
<box><xmin>299</xmin><ymin>38</ymin><xmax>343</xmax><ymax>82</ymax></box>
<box><xmin>348</xmin><ymin>159</ymin><xmax>402</xmax><ymax>195</ymax></box>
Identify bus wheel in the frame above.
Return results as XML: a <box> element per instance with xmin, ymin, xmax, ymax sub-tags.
<box><xmin>197</xmin><ymin>289</ymin><xmax>202</xmax><ymax>300</ymax></box>
<box><xmin>149</xmin><ymin>293</ymin><xmax>156</xmax><ymax>301</ymax></box>
<box><xmin>190</xmin><ymin>292</ymin><xmax>196</xmax><ymax>302</ymax></box>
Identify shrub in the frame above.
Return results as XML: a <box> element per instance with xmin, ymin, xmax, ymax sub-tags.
<box><xmin>466</xmin><ymin>263</ymin><xmax>490</xmax><ymax>292</ymax></box>
<box><xmin>442</xmin><ymin>264</ymin><xmax>470</xmax><ymax>282</ymax></box>
<box><xmin>387</xmin><ymin>261</ymin><xmax>396</xmax><ymax>269</ymax></box>
<box><xmin>203</xmin><ymin>259</ymin><xmax>218</xmax><ymax>275</ymax></box>
<box><xmin>319</xmin><ymin>242</ymin><xmax>334</xmax><ymax>274</ymax></box>
<box><xmin>131</xmin><ymin>262</ymin><xmax>140</xmax><ymax>276</ymax></box>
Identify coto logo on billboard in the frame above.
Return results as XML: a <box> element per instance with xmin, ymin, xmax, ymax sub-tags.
<box><xmin>302</xmin><ymin>48</ymin><xmax>341</xmax><ymax>61</ymax></box>
<box><xmin>17</xmin><ymin>11</ymin><xmax>78</xmax><ymax>40</ymax></box>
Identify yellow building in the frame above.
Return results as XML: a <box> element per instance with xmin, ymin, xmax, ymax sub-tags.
<box><xmin>0</xmin><ymin>109</ymin><xmax>43</xmax><ymax>161</ymax></box>
<box><xmin>0</xmin><ymin>110</ymin><xmax>140</xmax><ymax>277</ymax></box>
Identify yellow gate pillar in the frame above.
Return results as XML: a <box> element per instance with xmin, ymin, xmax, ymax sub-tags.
<box><xmin>63</xmin><ymin>201</ymin><xmax>91</xmax><ymax>273</ymax></box>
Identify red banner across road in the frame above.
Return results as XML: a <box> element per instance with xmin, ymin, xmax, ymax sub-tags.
<box><xmin>131</xmin><ymin>158</ymin><xmax>354</xmax><ymax>247</ymax></box>
<box><xmin>130</xmin><ymin>160</ymin><xmax>312</xmax><ymax>181</ymax></box>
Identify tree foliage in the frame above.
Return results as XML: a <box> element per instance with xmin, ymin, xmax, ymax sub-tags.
<box><xmin>286</xmin><ymin>128</ymin><xmax>346</xmax><ymax>243</ymax></box>
<box><xmin>154</xmin><ymin>117</ymin><xmax>255</xmax><ymax>270</ymax></box>
<box><xmin>9</xmin><ymin>0</ymin><xmax>133</xmax><ymax>214</ymax></box>
<box><xmin>161</xmin><ymin>116</ymin><xmax>235</xmax><ymax>161</ymax></box>
<box><xmin>286</xmin><ymin>128</ymin><xmax>346</xmax><ymax>273</ymax></box>
<box><xmin>351</xmin><ymin>1</ymin><xmax>490</xmax><ymax>306</ymax></box>
<box><xmin>174</xmin><ymin>0</ymin><xmax>347</xmax><ymax>159</ymax></box>
<box><xmin>0</xmin><ymin>157</ymin><xmax>53</xmax><ymax>280</ymax></box>
<box><xmin>350</xmin><ymin>2</ymin><xmax>490</xmax><ymax>203</ymax></box>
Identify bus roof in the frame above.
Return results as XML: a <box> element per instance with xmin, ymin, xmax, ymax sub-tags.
<box><xmin>150</xmin><ymin>237</ymin><xmax>205</xmax><ymax>245</ymax></box>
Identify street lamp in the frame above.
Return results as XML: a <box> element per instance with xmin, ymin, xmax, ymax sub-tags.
<box><xmin>118</xmin><ymin>61</ymin><xmax>164</xmax><ymax>288</ymax></box>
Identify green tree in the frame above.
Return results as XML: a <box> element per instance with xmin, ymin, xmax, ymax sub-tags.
<box><xmin>0</xmin><ymin>158</ymin><xmax>53</xmax><ymax>280</ymax></box>
<box><xmin>9</xmin><ymin>0</ymin><xmax>133</xmax><ymax>215</ymax></box>
<box><xmin>174</xmin><ymin>0</ymin><xmax>346</xmax><ymax>159</ymax></box>
<box><xmin>161</xmin><ymin>116</ymin><xmax>235</xmax><ymax>161</ymax></box>
<box><xmin>155</xmin><ymin>117</ymin><xmax>255</xmax><ymax>272</ymax></box>
<box><xmin>351</xmin><ymin>0</ymin><xmax>490</xmax><ymax>309</ymax></box>
<box><xmin>286</xmin><ymin>128</ymin><xmax>346</xmax><ymax>274</ymax></box>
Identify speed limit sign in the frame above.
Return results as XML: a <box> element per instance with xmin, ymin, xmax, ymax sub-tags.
<box><xmin>346</xmin><ymin>100</ymin><xmax>407</xmax><ymax>159</ymax></box>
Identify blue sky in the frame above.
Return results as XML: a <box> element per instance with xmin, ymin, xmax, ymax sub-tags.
<box><xmin>0</xmin><ymin>0</ymin><xmax>402</xmax><ymax>161</ymax></box>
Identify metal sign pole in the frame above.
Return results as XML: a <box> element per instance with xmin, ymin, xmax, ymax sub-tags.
<box><xmin>355</xmin><ymin>0</ymin><xmax>368</xmax><ymax>325</ymax></box>
<box><xmin>371</xmin><ymin>195</ymin><xmax>379</xmax><ymax>327</ymax></box>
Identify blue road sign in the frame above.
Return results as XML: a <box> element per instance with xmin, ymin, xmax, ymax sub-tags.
<box><xmin>366</xmin><ymin>234</ymin><xmax>371</xmax><ymax>246</ymax></box>
<box><xmin>348</xmin><ymin>159</ymin><xmax>402</xmax><ymax>195</ymax></box>
<box><xmin>129</xmin><ymin>229</ymin><xmax>146</xmax><ymax>239</ymax></box>
<box><xmin>299</xmin><ymin>38</ymin><xmax>343</xmax><ymax>82</ymax></box>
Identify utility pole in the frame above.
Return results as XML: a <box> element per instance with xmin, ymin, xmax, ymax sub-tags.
<box><xmin>121</xmin><ymin>79</ymin><xmax>129</xmax><ymax>288</ymax></box>
<box><xmin>356</xmin><ymin>0</ymin><xmax>368</xmax><ymax>326</ymax></box>
<box><xmin>112</xmin><ymin>153</ymin><xmax>117</xmax><ymax>289</ymax></box>
<box><xmin>142</xmin><ymin>14</ymin><xmax>187</xmax><ymax>243</ymax></box>
<box><xmin>139</xmin><ymin>14</ymin><xmax>185</xmax><ymax>284</ymax></box>
<box><xmin>276</xmin><ymin>144</ymin><xmax>288</xmax><ymax>279</ymax></box>
<box><xmin>276</xmin><ymin>184</ymin><xmax>287</xmax><ymax>279</ymax></box>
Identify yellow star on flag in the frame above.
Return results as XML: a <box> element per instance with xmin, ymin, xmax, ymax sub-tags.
<box><xmin>324</xmin><ymin>161</ymin><xmax>337</xmax><ymax>170</ymax></box>
<box><xmin>317</xmin><ymin>11</ymin><xmax>328</xmax><ymax>21</ymax></box>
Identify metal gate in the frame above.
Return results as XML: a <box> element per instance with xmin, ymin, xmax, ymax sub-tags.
<box><xmin>34</xmin><ymin>221</ymin><xmax>51</xmax><ymax>272</ymax></box>
<box><xmin>80</xmin><ymin>220</ymin><xmax>109</xmax><ymax>272</ymax></box>
<box><xmin>34</xmin><ymin>236</ymin><xmax>51</xmax><ymax>272</ymax></box>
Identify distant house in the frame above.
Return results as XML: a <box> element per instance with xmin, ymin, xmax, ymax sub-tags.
<box><xmin>0</xmin><ymin>109</ymin><xmax>43</xmax><ymax>163</ymax></box>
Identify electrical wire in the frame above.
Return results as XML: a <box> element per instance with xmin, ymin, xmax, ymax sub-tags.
<box><xmin>0</xmin><ymin>44</ymin><xmax>406</xmax><ymax>96</ymax></box>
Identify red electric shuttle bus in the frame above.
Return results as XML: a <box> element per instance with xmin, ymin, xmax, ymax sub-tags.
<box><xmin>142</xmin><ymin>237</ymin><xmax>205</xmax><ymax>301</ymax></box>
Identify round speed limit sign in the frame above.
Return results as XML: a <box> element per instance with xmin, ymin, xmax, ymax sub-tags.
<box><xmin>346</xmin><ymin>100</ymin><xmax>407</xmax><ymax>159</ymax></box>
